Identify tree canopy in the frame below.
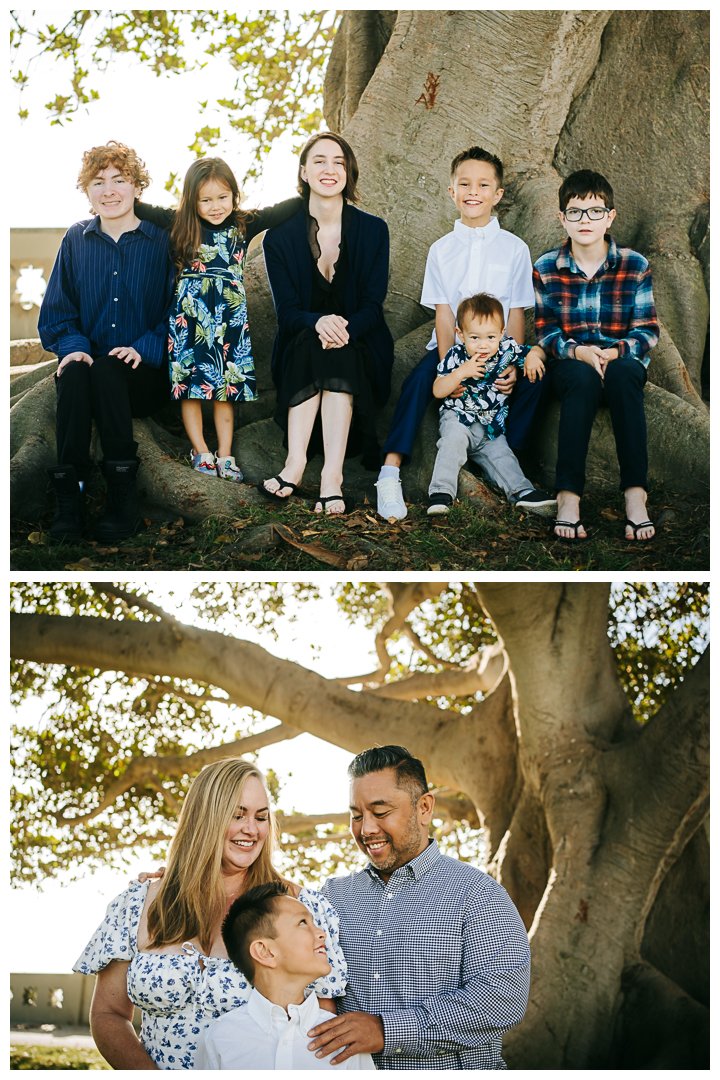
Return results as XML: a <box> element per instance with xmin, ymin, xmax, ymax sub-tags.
<box><xmin>10</xmin><ymin>9</ymin><xmax>339</xmax><ymax>181</ymax></box>
<box><xmin>11</xmin><ymin>581</ymin><xmax>708</xmax><ymax>887</ymax></box>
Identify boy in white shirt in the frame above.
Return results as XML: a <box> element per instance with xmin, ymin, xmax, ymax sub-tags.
<box><xmin>375</xmin><ymin>146</ymin><xmax>551</xmax><ymax>520</ymax></box>
<box><xmin>194</xmin><ymin>882</ymin><xmax>375</xmax><ymax>1071</ymax></box>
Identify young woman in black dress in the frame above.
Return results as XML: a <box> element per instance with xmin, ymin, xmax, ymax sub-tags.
<box><xmin>259</xmin><ymin>132</ymin><xmax>394</xmax><ymax>514</ymax></box>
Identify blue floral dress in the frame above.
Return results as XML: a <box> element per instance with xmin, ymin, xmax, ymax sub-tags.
<box><xmin>73</xmin><ymin>878</ymin><xmax>347</xmax><ymax>1070</ymax></box>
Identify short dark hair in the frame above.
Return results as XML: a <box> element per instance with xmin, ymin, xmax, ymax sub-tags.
<box><xmin>457</xmin><ymin>293</ymin><xmax>505</xmax><ymax>332</ymax></box>
<box><xmin>559</xmin><ymin>169</ymin><xmax>614</xmax><ymax>213</ymax></box>
<box><xmin>222</xmin><ymin>881</ymin><xmax>288</xmax><ymax>983</ymax></box>
<box><xmin>348</xmin><ymin>745</ymin><xmax>429</xmax><ymax>804</ymax></box>
<box><xmin>450</xmin><ymin>146</ymin><xmax>503</xmax><ymax>187</ymax></box>
<box><xmin>297</xmin><ymin>131</ymin><xmax>360</xmax><ymax>203</ymax></box>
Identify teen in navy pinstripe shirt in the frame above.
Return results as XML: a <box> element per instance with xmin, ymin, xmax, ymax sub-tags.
<box><xmin>308</xmin><ymin>746</ymin><xmax>530</xmax><ymax>1070</ymax></box>
<box><xmin>38</xmin><ymin>141</ymin><xmax>175</xmax><ymax>543</ymax></box>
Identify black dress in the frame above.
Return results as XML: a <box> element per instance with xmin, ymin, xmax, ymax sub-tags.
<box><xmin>274</xmin><ymin>206</ymin><xmax>380</xmax><ymax>469</ymax></box>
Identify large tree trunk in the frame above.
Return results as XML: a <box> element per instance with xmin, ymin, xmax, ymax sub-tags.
<box><xmin>10</xmin><ymin>583</ymin><xmax>709</xmax><ymax>1067</ymax></box>
<box><xmin>9</xmin><ymin>11</ymin><xmax>709</xmax><ymax>516</ymax></box>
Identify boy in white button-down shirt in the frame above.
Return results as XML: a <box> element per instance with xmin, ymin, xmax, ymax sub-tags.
<box><xmin>375</xmin><ymin>146</ymin><xmax>550</xmax><ymax>520</ymax></box>
<box><xmin>194</xmin><ymin>882</ymin><xmax>375</xmax><ymax>1070</ymax></box>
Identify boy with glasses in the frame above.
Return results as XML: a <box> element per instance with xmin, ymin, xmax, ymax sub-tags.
<box><xmin>533</xmin><ymin>169</ymin><xmax>659</xmax><ymax>543</ymax></box>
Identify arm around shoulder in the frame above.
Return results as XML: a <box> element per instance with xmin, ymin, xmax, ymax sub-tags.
<box><xmin>133</xmin><ymin>201</ymin><xmax>176</xmax><ymax>231</ymax></box>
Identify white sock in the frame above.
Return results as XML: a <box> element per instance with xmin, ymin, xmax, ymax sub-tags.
<box><xmin>378</xmin><ymin>465</ymin><xmax>400</xmax><ymax>481</ymax></box>
<box><xmin>517</xmin><ymin>487</ymin><xmax>534</xmax><ymax>498</ymax></box>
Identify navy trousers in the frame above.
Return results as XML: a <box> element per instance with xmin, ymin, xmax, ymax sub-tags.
<box><xmin>548</xmin><ymin>357</ymin><xmax>648</xmax><ymax>495</ymax></box>
<box><xmin>55</xmin><ymin>355</ymin><xmax>169</xmax><ymax>480</ymax></box>
<box><xmin>382</xmin><ymin>347</ymin><xmax>550</xmax><ymax>461</ymax></box>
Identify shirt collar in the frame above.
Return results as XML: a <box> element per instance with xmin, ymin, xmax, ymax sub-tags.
<box><xmin>246</xmin><ymin>987</ymin><xmax>319</xmax><ymax>1036</ymax></box>
<box><xmin>453</xmin><ymin>215</ymin><xmax>500</xmax><ymax>245</ymax></box>
<box><xmin>364</xmin><ymin>837</ymin><xmax>441</xmax><ymax>885</ymax></box>
<box><xmin>556</xmin><ymin>233</ymin><xmax>618</xmax><ymax>274</ymax></box>
<box><xmin>82</xmin><ymin>215</ymin><xmax>157</xmax><ymax>240</ymax></box>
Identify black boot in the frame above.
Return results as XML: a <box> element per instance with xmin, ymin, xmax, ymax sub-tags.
<box><xmin>46</xmin><ymin>464</ymin><xmax>87</xmax><ymax>542</ymax></box>
<box><xmin>96</xmin><ymin>459</ymin><xmax>143</xmax><ymax>542</ymax></box>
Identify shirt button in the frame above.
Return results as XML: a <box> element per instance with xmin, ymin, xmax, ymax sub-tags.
<box><xmin>376</xmin><ymin>930</ymin><xmax>382</xmax><ymax>936</ymax></box>
<box><xmin>114</xmin><ymin>297</ymin><xmax>118</xmax><ymax>301</ymax></box>
<box><xmin>111</xmin><ymin>324</ymin><xmax>116</xmax><ymax>328</ymax></box>
<box><xmin>395</xmin><ymin>1048</ymin><xmax>402</xmax><ymax>1054</ymax></box>
<box><xmin>374</xmin><ymin>973</ymin><xmax>380</xmax><ymax>980</ymax></box>
<box><xmin>387</xmin><ymin>893</ymin><xmax>393</xmax><ymax>899</ymax></box>
<box><xmin>113</xmin><ymin>271</ymin><xmax>118</xmax><ymax>275</ymax></box>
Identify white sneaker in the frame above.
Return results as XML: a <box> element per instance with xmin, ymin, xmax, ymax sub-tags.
<box><xmin>375</xmin><ymin>475</ymin><xmax>407</xmax><ymax>520</ymax></box>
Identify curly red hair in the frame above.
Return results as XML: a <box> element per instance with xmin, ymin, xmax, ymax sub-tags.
<box><xmin>77</xmin><ymin>140</ymin><xmax>150</xmax><ymax>196</ymax></box>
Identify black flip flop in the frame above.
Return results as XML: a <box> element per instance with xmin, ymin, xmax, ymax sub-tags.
<box><xmin>551</xmin><ymin>519</ymin><xmax>588</xmax><ymax>544</ymax></box>
<box><xmin>315</xmin><ymin>494</ymin><xmax>354</xmax><ymax>515</ymax></box>
<box><xmin>256</xmin><ymin>475</ymin><xmax>298</xmax><ymax>503</ymax></box>
<box><xmin>624</xmin><ymin>518</ymin><xmax>655</xmax><ymax>543</ymax></box>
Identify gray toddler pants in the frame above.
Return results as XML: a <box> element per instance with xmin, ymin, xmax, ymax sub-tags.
<box><xmin>429</xmin><ymin>410</ymin><xmax>532</xmax><ymax>502</ymax></box>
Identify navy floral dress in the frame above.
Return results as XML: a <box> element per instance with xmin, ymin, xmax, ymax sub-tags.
<box><xmin>133</xmin><ymin>198</ymin><xmax>302</xmax><ymax>403</ymax></box>
<box><xmin>169</xmin><ymin>224</ymin><xmax>255</xmax><ymax>402</ymax></box>
<box><xmin>73</xmin><ymin>878</ymin><xmax>347</xmax><ymax>1070</ymax></box>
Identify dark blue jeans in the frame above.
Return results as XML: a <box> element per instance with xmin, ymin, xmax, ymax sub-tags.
<box><xmin>548</xmin><ymin>357</ymin><xmax>648</xmax><ymax>495</ymax></box>
<box><xmin>382</xmin><ymin>347</ymin><xmax>549</xmax><ymax>461</ymax></box>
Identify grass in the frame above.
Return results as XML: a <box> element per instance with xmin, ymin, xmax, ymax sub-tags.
<box><xmin>10</xmin><ymin>1045</ymin><xmax>110</xmax><ymax>1070</ymax></box>
<box><xmin>10</xmin><ymin>481</ymin><xmax>708</xmax><ymax>572</ymax></box>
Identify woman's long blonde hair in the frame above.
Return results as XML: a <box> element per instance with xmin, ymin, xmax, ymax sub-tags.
<box><xmin>146</xmin><ymin>758</ymin><xmax>282</xmax><ymax>955</ymax></box>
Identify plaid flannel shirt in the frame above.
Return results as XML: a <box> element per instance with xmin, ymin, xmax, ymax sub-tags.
<box><xmin>533</xmin><ymin>235</ymin><xmax>659</xmax><ymax>367</ymax></box>
<box><xmin>322</xmin><ymin>840</ymin><xmax>530</xmax><ymax>1070</ymax></box>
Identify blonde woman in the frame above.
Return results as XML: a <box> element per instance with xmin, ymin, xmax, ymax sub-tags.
<box><xmin>73</xmin><ymin>759</ymin><xmax>347</xmax><ymax>1070</ymax></box>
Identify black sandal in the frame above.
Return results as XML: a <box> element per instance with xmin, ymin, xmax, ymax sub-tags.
<box><xmin>257</xmin><ymin>475</ymin><xmax>298</xmax><ymax>503</ymax></box>
<box><xmin>551</xmin><ymin>519</ymin><xmax>588</xmax><ymax>544</ymax></box>
<box><xmin>315</xmin><ymin>495</ymin><xmax>354</xmax><ymax>515</ymax></box>
<box><xmin>624</xmin><ymin>518</ymin><xmax>655</xmax><ymax>543</ymax></box>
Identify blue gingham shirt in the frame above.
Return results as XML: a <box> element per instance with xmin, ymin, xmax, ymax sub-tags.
<box><xmin>322</xmin><ymin>840</ymin><xmax>530</xmax><ymax>1069</ymax></box>
<box><xmin>38</xmin><ymin>215</ymin><xmax>175</xmax><ymax>367</ymax></box>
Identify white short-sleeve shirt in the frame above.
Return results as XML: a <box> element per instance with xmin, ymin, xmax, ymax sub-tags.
<box><xmin>420</xmin><ymin>217</ymin><xmax>534</xmax><ymax>350</ymax></box>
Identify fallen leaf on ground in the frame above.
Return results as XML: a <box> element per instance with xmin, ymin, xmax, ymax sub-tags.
<box><xmin>346</xmin><ymin>556</ymin><xmax>369</xmax><ymax>570</ymax></box>
<box><xmin>215</xmin><ymin>534</ymin><xmax>233</xmax><ymax>543</ymax></box>
<box><xmin>27</xmin><ymin>532</ymin><xmax>49</xmax><ymax>545</ymax></box>
<box><xmin>601</xmin><ymin>509</ymin><xmax>620</xmax><ymax>520</ymax></box>
<box><xmin>172</xmin><ymin>517</ymin><xmax>184</xmax><ymax>527</ymax></box>
<box><xmin>143</xmin><ymin>517</ymin><xmax>152</xmax><ymax>526</ymax></box>
<box><xmin>64</xmin><ymin>558</ymin><xmax>99</xmax><ymax>570</ymax></box>
<box><xmin>499</xmin><ymin>533</ymin><xmax>509</xmax><ymax>540</ymax></box>
<box><xmin>95</xmin><ymin>547</ymin><xmax>118</xmax><ymax>556</ymax></box>
<box><xmin>428</xmin><ymin>563</ymin><xmax>442</xmax><ymax>571</ymax></box>
<box><xmin>273</xmin><ymin>522</ymin><xmax>348</xmax><ymax>568</ymax></box>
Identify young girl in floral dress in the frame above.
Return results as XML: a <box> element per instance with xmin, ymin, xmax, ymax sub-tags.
<box><xmin>135</xmin><ymin>159</ymin><xmax>301</xmax><ymax>480</ymax></box>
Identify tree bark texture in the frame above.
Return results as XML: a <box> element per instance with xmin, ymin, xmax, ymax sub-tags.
<box><xmin>9</xmin><ymin>11</ymin><xmax>709</xmax><ymax>517</ymax></box>
<box><xmin>10</xmin><ymin>583</ymin><xmax>709</xmax><ymax>1067</ymax></box>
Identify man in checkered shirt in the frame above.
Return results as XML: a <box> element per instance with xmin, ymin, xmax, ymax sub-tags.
<box><xmin>308</xmin><ymin>745</ymin><xmax>530</xmax><ymax>1069</ymax></box>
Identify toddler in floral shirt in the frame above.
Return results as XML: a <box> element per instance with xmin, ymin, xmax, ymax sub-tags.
<box><xmin>427</xmin><ymin>293</ymin><xmax>555</xmax><ymax>514</ymax></box>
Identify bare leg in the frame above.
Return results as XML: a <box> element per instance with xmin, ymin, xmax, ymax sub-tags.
<box><xmin>264</xmin><ymin>393</ymin><xmax>321</xmax><ymax>496</ymax></box>
<box><xmin>624</xmin><ymin>486</ymin><xmax>654</xmax><ymax>540</ymax></box>
<box><xmin>214</xmin><ymin>401</ymin><xmax>235</xmax><ymax>458</ymax></box>
<box><xmin>383</xmin><ymin>452</ymin><xmax>403</xmax><ymax>467</ymax></box>
<box><xmin>554</xmin><ymin>490</ymin><xmax>587</xmax><ymax>540</ymax></box>
<box><xmin>181</xmin><ymin>399</ymin><xmax>209</xmax><ymax>455</ymax></box>
<box><xmin>316</xmin><ymin>391</ymin><xmax>353</xmax><ymax>514</ymax></box>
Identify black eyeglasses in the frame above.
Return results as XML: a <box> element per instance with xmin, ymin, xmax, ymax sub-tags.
<box><xmin>563</xmin><ymin>207</ymin><xmax>611</xmax><ymax>222</ymax></box>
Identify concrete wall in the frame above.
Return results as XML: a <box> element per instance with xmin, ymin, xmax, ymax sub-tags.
<box><xmin>11</xmin><ymin>972</ymin><xmax>141</xmax><ymax>1030</ymax></box>
<box><xmin>10</xmin><ymin>229</ymin><xmax>66</xmax><ymax>341</ymax></box>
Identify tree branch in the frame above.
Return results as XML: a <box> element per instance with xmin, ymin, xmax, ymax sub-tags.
<box><xmin>333</xmin><ymin>582</ymin><xmax>449</xmax><ymax>686</ymax></box>
<box><xmin>367</xmin><ymin>641</ymin><xmax>507</xmax><ymax>700</ymax></box>
<box><xmin>91</xmin><ymin>583</ymin><xmax>184</xmax><ymax>641</ymax></box>
<box><xmin>10</xmin><ymin>611</ymin><xmax>518</xmax><ymax>852</ymax></box>
<box><xmin>54</xmin><ymin>723</ymin><xmax>301</xmax><ymax>826</ymax></box>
